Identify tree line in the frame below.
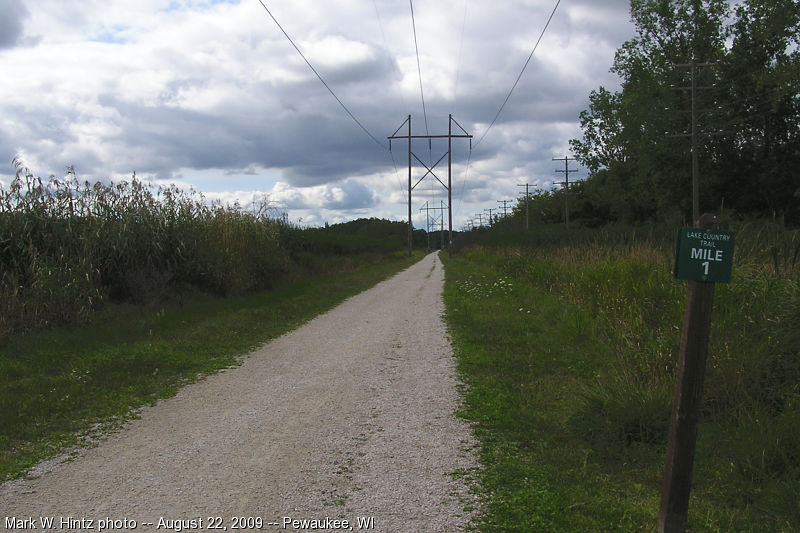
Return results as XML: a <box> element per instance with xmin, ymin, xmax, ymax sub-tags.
<box><xmin>524</xmin><ymin>0</ymin><xmax>799</xmax><ymax>228</ymax></box>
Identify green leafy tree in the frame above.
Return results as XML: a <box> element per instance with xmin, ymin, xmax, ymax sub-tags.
<box><xmin>571</xmin><ymin>0</ymin><xmax>800</xmax><ymax>225</ymax></box>
<box><xmin>711</xmin><ymin>0</ymin><xmax>800</xmax><ymax>221</ymax></box>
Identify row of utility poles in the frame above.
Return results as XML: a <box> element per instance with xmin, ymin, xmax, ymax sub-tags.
<box><xmin>511</xmin><ymin>155</ymin><xmax>580</xmax><ymax>231</ymax></box>
<box><xmin>462</xmin><ymin>201</ymin><xmax>509</xmax><ymax>230</ymax></box>
<box><xmin>460</xmin><ymin>155</ymin><xmax>580</xmax><ymax>232</ymax></box>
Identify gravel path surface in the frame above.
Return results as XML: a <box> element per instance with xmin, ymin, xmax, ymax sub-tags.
<box><xmin>1</xmin><ymin>252</ymin><xmax>481</xmax><ymax>532</ymax></box>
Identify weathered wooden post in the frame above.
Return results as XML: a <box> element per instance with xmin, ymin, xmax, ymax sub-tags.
<box><xmin>659</xmin><ymin>213</ymin><xmax>735</xmax><ymax>532</ymax></box>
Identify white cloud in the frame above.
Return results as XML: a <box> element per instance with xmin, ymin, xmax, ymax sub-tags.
<box><xmin>0</xmin><ymin>0</ymin><xmax>635</xmax><ymax>227</ymax></box>
<box><xmin>268</xmin><ymin>179</ymin><xmax>379</xmax><ymax>211</ymax></box>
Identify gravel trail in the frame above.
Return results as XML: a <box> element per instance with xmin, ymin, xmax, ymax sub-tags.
<box><xmin>1</xmin><ymin>252</ymin><xmax>480</xmax><ymax>532</ymax></box>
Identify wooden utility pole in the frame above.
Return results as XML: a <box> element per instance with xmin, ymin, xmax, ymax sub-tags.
<box><xmin>440</xmin><ymin>200</ymin><xmax>446</xmax><ymax>249</ymax></box>
<box><xmin>408</xmin><ymin>116</ymin><xmax>412</xmax><ymax>257</ymax></box>
<box><xmin>497</xmin><ymin>199</ymin><xmax>513</xmax><ymax>218</ymax></box>
<box><xmin>690</xmin><ymin>59</ymin><xmax>699</xmax><ymax>224</ymax></box>
<box><xmin>672</xmin><ymin>59</ymin><xmax>717</xmax><ymax>223</ymax></box>
<box><xmin>404</xmin><ymin>115</ymin><xmax>412</xmax><ymax>257</ymax></box>
<box><xmin>553</xmin><ymin>156</ymin><xmax>578</xmax><ymax>229</ymax></box>
<box><xmin>447</xmin><ymin>114</ymin><xmax>471</xmax><ymax>255</ymax></box>
<box><xmin>419</xmin><ymin>201</ymin><xmax>431</xmax><ymax>251</ymax></box>
<box><xmin>484</xmin><ymin>207</ymin><xmax>496</xmax><ymax>227</ymax></box>
<box><xmin>517</xmin><ymin>183</ymin><xmax>533</xmax><ymax>231</ymax></box>
<box><xmin>420</xmin><ymin>201</ymin><xmax>447</xmax><ymax>250</ymax></box>
<box><xmin>448</xmin><ymin>114</ymin><xmax>453</xmax><ymax>253</ymax></box>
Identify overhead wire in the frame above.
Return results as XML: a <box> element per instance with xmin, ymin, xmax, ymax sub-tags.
<box><xmin>372</xmin><ymin>0</ymin><xmax>409</xmax><ymax>203</ymax></box>
<box><xmin>451</xmin><ymin>0</ymin><xmax>469</xmax><ymax>117</ymax></box>
<box><xmin>451</xmin><ymin>0</ymin><xmax>472</xmax><ymax>226</ymax></box>
<box><xmin>409</xmin><ymin>0</ymin><xmax>430</xmax><ymax>138</ymax></box>
<box><xmin>409</xmin><ymin>0</ymin><xmax>435</xmax><ymax>226</ymax></box>
<box><xmin>255</xmin><ymin>0</ymin><xmax>562</xmax><ymax>229</ymax></box>
<box><xmin>473</xmin><ymin>0</ymin><xmax>561</xmax><ymax>149</ymax></box>
<box><xmin>254</xmin><ymin>0</ymin><xmax>389</xmax><ymax>151</ymax></box>
<box><xmin>454</xmin><ymin>0</ymin><xmax>560</xmax><ymax>227</ymax></box>
<box><xmin>454</xmin><ymin>146</ymin><xmax>473</xmax><ymax>224</ymax></box>
<box><xmin>371</xmin><ymin>0</ymin><xmax>389</xmax><ymax>52</ymax></box>
<box><xmin>371</xmin><ymin>0</ymin><xmax>408</xmax><ymax>114</ymax></box>
<box><xmin>409</xmin><ymin>0</ymin><xmax>431</xmax><ymax>166</ymax></box>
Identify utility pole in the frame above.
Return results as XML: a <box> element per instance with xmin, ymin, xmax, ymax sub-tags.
<box><xmin>408</xmin><ymin>116</ymin><xmax>412</xmax><ymax>257</ymax></box>
<box><xmin>517</xmin><ymin>183</ymin><xmax>534</xmax><ymax>231</ymax></box>
<box><xmin>389</xmin><ymin>115</ymin><xmax>412</xmax><ymax>257</ymax></box>
<box><xmin>553</xmin><ymin>156</ymin><xmax>579</xmax><ymax>230</ymax></box>
<box><xmin>389</xmin><ymin>114</ymin><xmax>471</xmax><ymax>257</ymax></box>
<box><xmin>448</xmin><ymin>115</ymin><xmax>453</xmax><ymax>252</ymax></box>
<box><xmin>440</xmin><ymin>200</ymin><xmax>446</xmax><ymax>249</ymax></box>
<box><xmin>420</xmin><ymin>201</ymin><xmax>447</xmax><ymax>250</ymax></box>
<box><xmin>484</xmin><ymin>207</ymin><xmax>496</xmax><ymax>227</ymax></box>
<box><xmin>497</xmin><ymin>199</ymin><xmax>513</xmax><ymax>218</ymax></box>
<box><xmin>474</xmin><ymin>213</ymin><xmax>485</xmax><ymax>228</ymax></box>
<box><xmin>419</xmin><ymin>201</ymin><xmax>432</xmax><ymax>251</ymax></box>
<box><xmin>671</xmin><ymin>59</ymin><xmax>717</xmax><ymax>224</ymax></box>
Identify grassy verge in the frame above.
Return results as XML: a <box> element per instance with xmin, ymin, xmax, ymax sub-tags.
<box><xmin>443</xmin><ymin>252</ymin><xmax>655</xmax><ymax>531</ymax></box>
<box><xmin>441</xmin><ymin>231</ymin><xmax>799</xmax><ymax>531</ymax></box>
<box><xmin>0</xmin><ymin>250</ymin><xmax>424</xmax><ymax>481</ymax></box>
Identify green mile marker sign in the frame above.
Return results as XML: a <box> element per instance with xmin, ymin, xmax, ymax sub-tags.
<box><xmin>674</xmin><ymin>227</ymin><xmax>735</xmax><ymax>283</ymax></box>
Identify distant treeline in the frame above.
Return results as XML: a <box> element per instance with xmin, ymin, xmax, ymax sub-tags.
<box><xmin>0</xmin><ymin>161</ymin><xmax>412</xmax><ymax>337</ymax></box>
<box><xmin>547</xmin><ymin>0</ymin><xmax>799</xmax><ymax>227</ymax></box>
<box><xmin>280</xmin><ymin>217</ymin><xmax>426</xmax><ymax>260</ymax></box>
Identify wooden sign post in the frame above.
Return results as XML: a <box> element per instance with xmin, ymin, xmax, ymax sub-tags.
<box><xmin>658</xmin><ymin>213</ymin><xmax>734</xmax><ymax>533</ymax></box>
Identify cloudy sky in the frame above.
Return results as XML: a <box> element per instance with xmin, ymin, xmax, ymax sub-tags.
<box><xmin>0</xmin><ymin>0</ymin><xmax>635</xmax><ymax>228</ymax></box>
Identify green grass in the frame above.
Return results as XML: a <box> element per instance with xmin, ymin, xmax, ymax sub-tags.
<box><xmin>443</xmin><ymin>254</ymin><xmax>657</xmax><ymax>531</ymax></box>
<box><xmin>0</xmin><ymin>250</ymin><xmax>424</xmax><ymax>480</ymax></box>
<box><xmin>441</xmin><ymin>226</ymin><xmax>799</xmax><ymax>532</ymax></box>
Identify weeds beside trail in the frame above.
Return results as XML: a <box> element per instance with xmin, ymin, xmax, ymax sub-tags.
<box><xmin>0</xmin><ymin>251</ymin><xmax>423</xmax><ymax>480</ymax></box>
<box><xmin>442</xmin><ymin>222</ymin><xmax>799</xmax><ymax>532</ymax></box>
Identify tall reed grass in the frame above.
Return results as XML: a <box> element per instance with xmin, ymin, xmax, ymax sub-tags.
<box><xmin>1</xmin><ymin>160</ymin><xmax>289</xmax><ymax>337</ymax></box>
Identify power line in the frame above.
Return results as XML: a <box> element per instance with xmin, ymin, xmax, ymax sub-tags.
<box><xmin>254</xmin><ymin>0</ymin><xmax>388</xmax><ymax>151</ymax></box>
<box><xmin>372</xmin><ymin>0</ymin><xmax>409</xmax><ymax>202</ymax></box>
<box><xmin>451</xmin><ymin>0</ymin><xmax>469</xmax><ymax>116</ymax></box>
<box><xmin>672</xmin><ymin>59</ymin><xmax>718</xmax><ymax>222</ymax></box>
<box><xmin>553</xmin><ymin>155</ymin><xmax>579</xmax><ymax>230</ymax></box>
<box><xmin>474</xmin><ymin>0</ymin><xmax>561</xmax><ymax>148</ymax></box>
<box><xmin>372</xmin><ymin>0</ymin><xmax>408</xmax><ymax>113</ymax></box>
<box><xmin>371</xmin><ymin>0</ymin><xmax>389</xmax><ymax>53</ymax></box>
<box><xmin>388</xmin><ymin>146</ymin><xmax>408</xmax><ymax>204</ymax></box>
<box><xmin>445</xmin><ymin>0</ymin><xmax>471</xmax><ymax>227</ymax></box>
<box><xmin>453</xmin><ymin>143</ymin><xmax>472</xmax><ymax>223</ymax></box>
<box><xmin>497</xmin><ymin>199</ymin><xmax>513</xmax><ymax>217</ymax></box>
<box><xmin>409</xmin><ymin>0</ymin><xmax>430</xmax><ymax>139</ymax></box>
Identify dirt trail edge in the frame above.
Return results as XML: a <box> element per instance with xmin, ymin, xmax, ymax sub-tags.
<box><xmin>1</xmin><ymin>252</ymin><xmax>481</xmax><ymax>532</ymax></box>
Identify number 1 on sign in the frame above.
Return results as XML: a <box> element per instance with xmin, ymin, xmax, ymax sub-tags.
<box><xmin>701</xmin><ymin>261</ymin><xmax>710</xmax><ymax>275</ymax></box>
